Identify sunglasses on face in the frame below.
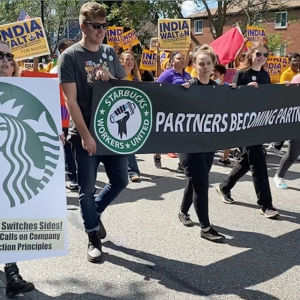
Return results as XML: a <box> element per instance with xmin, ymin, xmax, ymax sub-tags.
<box><xmin>83</xmin><ymin>21</ymin><xmax>108</xmax><ymax>30</ymax></box>
<box><xmin>0</xmin><ymin>51</ymin><xmax>14</xmax><ymax>61</ymax></box>
<box><xmin>255</xmin><ymin>52</ymin><xmax>269</xmax><ymax>58</ymax></box>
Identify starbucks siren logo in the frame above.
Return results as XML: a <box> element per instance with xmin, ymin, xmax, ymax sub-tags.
<box><xmin>94</xmin><ymin>86</ymin><xmax>152</xmax><ymax>154</ymax></box>
<box><xmin>0</xmin><ymin>82</ymin><xmax>60</xmax><ymax>208</ymax></box>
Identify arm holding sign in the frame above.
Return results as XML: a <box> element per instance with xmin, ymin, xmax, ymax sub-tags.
<box><xmin>59</xmin><ymin>53</ymin><xmax>96</xmax><ymax>156</ymax></box>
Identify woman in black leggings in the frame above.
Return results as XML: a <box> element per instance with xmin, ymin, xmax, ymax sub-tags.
<box><xmin>216</xmin><ymin>41</ymin><xmax>279</xmax><ymax>219</ymax></box>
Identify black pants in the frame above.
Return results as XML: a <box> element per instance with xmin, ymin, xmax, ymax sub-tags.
<box><xmin>220</xmin><ymin>145</ymin><xmax>273</xmax><ymax>208</ymax></box>
<box><xmin>63</xmin><ymin>127</ymin><xmax>77</xmax><ymax>182</ymax></box>
<box><xmin>179</xmin><ymin>152</ymin><xmax>215</xmax><ymax>228</ymax></box>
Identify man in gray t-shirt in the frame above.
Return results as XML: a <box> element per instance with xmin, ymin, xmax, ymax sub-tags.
<box><xmin>59</xmin><ymin>2</ymin><xmax>127</xmax><ymax>264</ymax></box>
<box><xmin>59</xmin><ymin>42</ymin><xmax>125</xmax><ymax>134</ymax></box>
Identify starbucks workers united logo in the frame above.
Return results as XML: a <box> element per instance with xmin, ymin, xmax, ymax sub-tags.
<box><xmin>94</xmin><ymin>87</ymin><xmax>152</xmax><ymax>154</ymax></box>
<box><xmin>0</xmin><ymin>82</ymin><xmax>60</xmax><ymax>208</ymax></box>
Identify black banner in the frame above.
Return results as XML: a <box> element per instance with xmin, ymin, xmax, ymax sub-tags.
<box><xmin>90</xmin><ymin>80</ymin><xmax>300</xmax><ymax>155</ymax></box>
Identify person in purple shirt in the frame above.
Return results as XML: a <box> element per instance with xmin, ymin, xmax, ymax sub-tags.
<box><xmin>154</xmin><ymin>52</ymin><xmax>191</xmax><ymax>170</ymax></box>
<box><xmin>157</xmin><ymin>51</ymin><xmax>191</xmax><ymax>85</ymax></box>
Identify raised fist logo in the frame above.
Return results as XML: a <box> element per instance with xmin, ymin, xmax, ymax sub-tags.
<box><xmin>110</xmin><ymin>102</ymin><xmax>136</xmax><ymax>138</ymax></box>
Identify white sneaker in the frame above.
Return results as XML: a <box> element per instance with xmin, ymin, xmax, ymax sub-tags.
<box><xmin>273</xmin><ymin>175</ymin><xmax>288</xmax><ymax>189</ymax></box>
<box><xmin>267</xmin><ymin>144</ymin><xmax>284</xmax><ymax>155</ymax></box>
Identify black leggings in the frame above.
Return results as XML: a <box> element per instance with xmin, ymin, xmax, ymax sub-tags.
<box><xmin>179</xmin><ymin>152</ymin><xmax>215</xmax><ymax>228</ymax></box>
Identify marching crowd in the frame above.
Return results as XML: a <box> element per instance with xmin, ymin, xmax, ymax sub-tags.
<box><xmin>1</xmin><ymin>1</ymin><xmax>300</xmax><ymax>297</ymax></box>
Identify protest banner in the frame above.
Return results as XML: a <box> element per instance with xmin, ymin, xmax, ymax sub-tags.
<box><xmin>224</xmin><ymin>68</ymin><xmax>236</xmax><ymax>84</ymax></box>
<box><xmin>0</xmin><ymin>18</ymin><xmax>50</xmax><ymax>61</ymax></box>
<box><xmin>246</xmin><ymin>25</ymin><xmax>266</xmax><ymax>47</ymax></box>
<box><xmin>158</xmin><ymin>19</ymin><xmax>191</xmax><ymax>51</ymax></box>
<box><xmin>122</xmin><ymin>29</ymin><xmax>140</xmax><ymax>50</ymax></box>
<box><xmin>140</xmin><ymin>49</ymin><xmax>157</xmax><ymax>71</ymax></box>
<box><xmin>0</xmin><ymin>77</ymin><xmax>68</xmax><ymax>263</ymax></box>
<box><xmin>90</xmin><ymin>80</ymin><xmax>300</xmax><ymax>155</ymax></box>
<box><xmin>21</xmin><ymin>70</ymin><xmax>69</xmax><ymax>128</ymax></box>
<box><xmin>150</xmin><ymin>37</ymin><xmax>158</xmax><ymax>51</ymax></box>
<box><xmin>106</xmin><ymin>26</ymin><xmax>123</xmax><ymax>47</ymax></box>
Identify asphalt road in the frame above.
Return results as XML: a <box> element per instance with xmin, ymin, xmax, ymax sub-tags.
<box><xmin>1</xmin><ymin>148</ymin><xmax>300</xmax><ymax>300</ymax></box>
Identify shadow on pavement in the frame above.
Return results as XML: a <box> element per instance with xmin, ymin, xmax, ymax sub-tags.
<box><xmin>0</xmin><ymin>272</ymin><xmax>149</xmax><ymax>299</ymax></box>
<box><xmin>102</xmin><ymin>223</ymin><xmax>300</xmax><ymax>300</ymax></box>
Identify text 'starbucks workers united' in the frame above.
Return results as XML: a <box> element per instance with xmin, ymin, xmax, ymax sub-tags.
<box><xmin>94</xmin><ymin>86</ymin><xmax>152</xmax><ymax>154</ymax></box>
<box><xmin>0</xmin><ymin>82</ymin><xmax>60</xmax><ymax>208</ymax></box>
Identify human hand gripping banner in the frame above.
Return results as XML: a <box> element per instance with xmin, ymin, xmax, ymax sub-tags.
<box><xmin>158</xmin><ymin>19</ymin><xmax>191</xmax><ymax>51</ymax></box>
<box><xmin>0</xmin><ymin>78</ymin><xmax>68</xmax><ymax>263</ymax></box>
<box><xmin>0</xmin><ymin>18</ymin><xmax>50</xmax><ymax>61</ymax></box>
<box><xmin>90</xmin><ymin>80</ymin><xmax>300</xmax><ymax>155</ymax></box>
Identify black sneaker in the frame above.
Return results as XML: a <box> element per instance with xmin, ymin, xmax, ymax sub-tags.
<box><xmin>216</xmin><ymin>185</ymin><xmax>235</xmax><ymax>204</ymax></box>
<box><xmin>178</xmin><ymin>211</ymin><xmax>194</xmax><ymax>227</ymax></box>
<box><xmin>87</xmin><ymin>231</ymin><xmax>102</xmax><ymax>263</ymax></box>
<box><xmin>201</xmin><ymin>226</ymin><xmax>225</xmax><ymax>242</ymax></box>
<box><xmin>260</xmin><ymin>206</ymin><xmax>279</xmax><ymax>219</ymax></box>
<box><xmin>67</xmin><ymin>180</ymin><xmax>78</xmax><ymax>191</ymax></box>
<box><xmin>218</xmin><ymin>158</ymin><xmax>231</xmax><ymax>167</ymax></box>
<box><xmin>5</xmin><ymin>263</ymin><xmax>35</xmax><ymax>298</ymax></box>
<box><xmin>176</xmin><ymin>163</ymin><xmax>184</xmax><ymax>173</ymax></box>
<box><xmin>154</xmin><ymin>155</ymin><xmax>161</xmax><ymax>168</ymax></box>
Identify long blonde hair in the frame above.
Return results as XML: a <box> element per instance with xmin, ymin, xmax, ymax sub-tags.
<box><xmin>120</xmin><ymin>50</ymin><xmax>141</xmax><ymax>82</ymax></box>
<box><xmin>240</xmin><ymin>41</ymin><xmax>269</xmax><ymax>71</ymax></box>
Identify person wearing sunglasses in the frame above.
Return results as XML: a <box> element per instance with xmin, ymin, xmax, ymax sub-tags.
<box><xmin>216</xmin><ymin>41</ymin><xmax>279</xmax><ymax>219</ymax></box>
<box><xmin>0</xmin><ymin>40</ymin><xmax>35</xmax><ymax>298</ymax></box>
<box><xmin>59</xmin><ymin>2</ymin><xmax>127</xmax><ymax>263</ymax></box>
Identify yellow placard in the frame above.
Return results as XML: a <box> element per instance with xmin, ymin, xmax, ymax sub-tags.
<box><xmin>246</xmin><ymin>26</ymin><xmax>266</xmax><ymax>48</ymax></box>
<box><xmin>267</xmin><ymin>60</ymin><xmax>282</xmax><ymax>83</ymax></box>
<box><xmin>122</xmin><ymin>29</ymin><xmax>140</xmax><ymax>50</ymax></box>
<box><xmin>0</xmin><ymin>18</ymin><xmax>50</xmax><ymax>61</ymax></box>
<box><xmin>150</xmin><ymin>38</ymin><xmax>158</xmax><ymax>51</ymax></box>
<box><xmin>106</xmin><ymin>26</ymin><xmax>123</xmax><ymax>47</ymax></box>
<box><xmin>140</xmin><ymin>49</ymin><xmax>157</xmax><ymax>71</ymax></box>
<box><xmin>158</xmin><ymin>19</ymin><xmax>191</xmax><ymax>51</ymax></box>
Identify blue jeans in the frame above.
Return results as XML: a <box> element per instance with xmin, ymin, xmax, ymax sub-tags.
<box><xmin>73</xmin><ymin>137</ymin><xmax>128</xmax><ymax>232</ymax></box>
<box><xmin>128</xmin><ymin>154</ymin><xmax>140</xmax><ymax>177</ymax></box>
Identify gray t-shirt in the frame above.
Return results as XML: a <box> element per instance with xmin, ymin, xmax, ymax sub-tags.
<box><xmin>58</xmin><ymin>42</ymin><xmax>126</xmax><ymax>133</ymax></box>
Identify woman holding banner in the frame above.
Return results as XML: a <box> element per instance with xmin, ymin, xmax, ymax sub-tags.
<box><xmin>216</xmin><ymin>41</ymin><xmax>279</xmax><ymax>219</ymax></box>
<box><xmin>179</xmin><ymin>45</ymin><xmax>225</xmax><ymax>241</ymax></box>
<box><xmin>156</xmin><ymin>51</ymin><xmax>191</xmax><ymax>170</ymax></box>
<box><xmin>0</xmin><ymin>40</ymin><xmax>35</xmax><ymax>298</ymax></box>
<box><xmin>120</xmin><ymin>50</ymin><xmax>142</xmax><ymax>182</ymax></box>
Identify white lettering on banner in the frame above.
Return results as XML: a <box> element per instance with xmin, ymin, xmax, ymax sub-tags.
<box><xmin>155</xmin><ymin>107</ymin><xmax>300</xmax><ymax>133</ymax></box>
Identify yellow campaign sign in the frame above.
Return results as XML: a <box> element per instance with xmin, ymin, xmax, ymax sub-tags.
<box><xmin>246</xmin><ymin>26</ymin><xmax>266</xmax><ymax>41</ymax></box>
<box><xmin>140</xmin><ymin>49</ymin><xmax>157</xmax><ymax>71</ymax></box>
<box><xmin>267</xmin><ymin>60</ymin><xmax>282</xmax><ymax>83</ymax></box>
<box><xmin>268</xmin><ymin>55</ymin><xmax>288</xmax><ymax>72</ymax></box>
<box><xmin>122</xmin><ymin>29</ymin><xmax>140</xmax><ymax>50</ymax></box>
<box><xmin>158</xmin><ymin>19</ymin><xmax>191</xmax><ymax>51</ymax></box>
<box><xmin>150</xmin><ymin>38</ymin><xmax>158</xmax><ymax>51</ymax></box>
<box><xmin>246</xmin><ymin>26</ymin><xmax>266</xmax><ymax>48</ymax></box>
<box><xmin>106</xmin><ymin>26</ymin><xmax>123</xmax><ymax>47</ymax></box>
<box><xmin>0</xmin><ymin>18</ymin><xmax>50</xmax><ymax>61</ymax></box>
